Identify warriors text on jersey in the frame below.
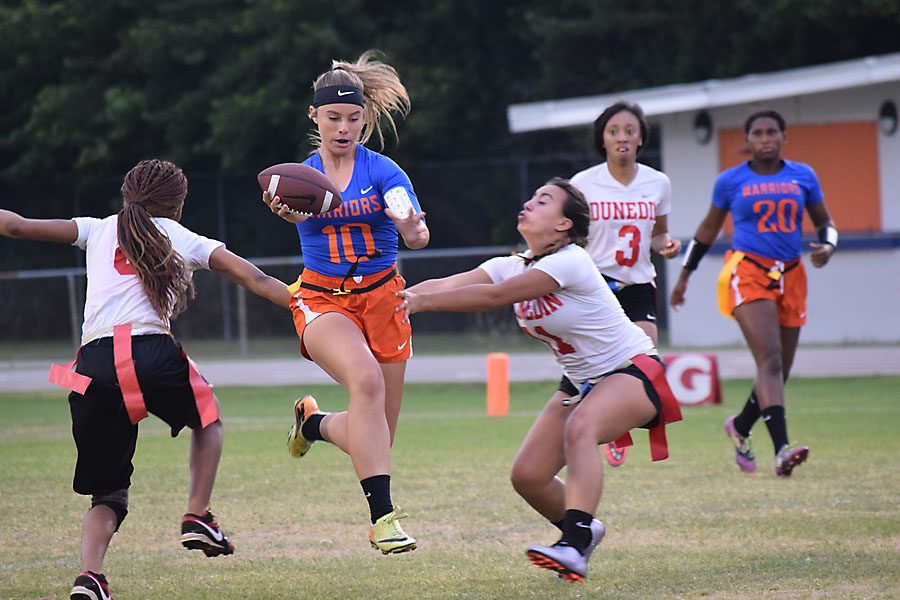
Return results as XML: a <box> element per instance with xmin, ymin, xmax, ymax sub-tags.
<box><xmin>72</xmin><ymin>216</ymin><xmax>224</xmax><ymax>343</ymax></box>
<box><xmin>712</xmin><ymin>160</ymin><xmax>824</xmax><ymax>261</ymax></box>
<box><xmin>571</xmin><ymin>162</ymin><xmax>672</xmax><ymax>285</ymax></box>
<box><xmin>478</xmin><ymin>244</ymin><xmax>654</xmax><ymax>384</ymax></box>
<box><xmin>298</xmin><ymin>145</ymin><xmax>423</xmax><ymax>277</ymax></box>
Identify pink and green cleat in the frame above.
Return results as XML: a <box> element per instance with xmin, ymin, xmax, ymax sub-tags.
<box><xmin>724</xmin><ymin>416</ymin><xmax>756</xmax><ymax>473</ymax></box>
<box><xmin>775</xmin><ymin>444</ymin><xmax>809</xmax><ymax>477</ymax></box>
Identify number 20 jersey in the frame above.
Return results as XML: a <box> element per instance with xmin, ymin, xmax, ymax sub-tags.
<box><xmin>479</xmin><ymin>244</ymin><xmax>654</xmax><ymax>383</ymax></box>
<box><xmin>298</xmin><ymin>145</ymin><xmax>422</xmax><ymax>277</ymax></box>
<box><xmin>712</xmin><ymin>160</ymin><xmax>824</xmax><ymax>261</ymax></box>
<box><xmin>571</xmin><ymin>162</ymin><xmax>672</xmax><ymax>285</ymax></box>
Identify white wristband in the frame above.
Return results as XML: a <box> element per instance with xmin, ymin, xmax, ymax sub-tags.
<box><xmin>818</xmin><ymin>225</ymin><xmax>839</xmax><ymax>248</ymax></box>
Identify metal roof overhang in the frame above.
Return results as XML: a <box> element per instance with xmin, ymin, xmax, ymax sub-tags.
<box><xmin>507</xmin><ymin>52</ymin><xmax>900</xmax><ymax>133</ymax></box>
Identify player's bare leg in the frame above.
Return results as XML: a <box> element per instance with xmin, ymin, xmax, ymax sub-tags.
<box><xmin>302</xmin><ymin>313</ymin><xmax>415</xmax><ymax>552</ymax></box>
<box><xmin>510</xmin><ymin>392</ymin><xmax>569</xmax><ymax>523</ymax></box>
<box><xmin>303</xmin><ymin>313</ymin><xmax>390</xmax><ymax>477</ymax></box>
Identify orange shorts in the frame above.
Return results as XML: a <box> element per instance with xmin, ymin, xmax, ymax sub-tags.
<box><xmin>718</xmin><ymin>250</ymin><xmax>807</xmax><ymax>327</ymax></box>
<box><xmin>288</xmin><ymin>264</ymin><xmax>412</xmax><ymax>363</ymax></box>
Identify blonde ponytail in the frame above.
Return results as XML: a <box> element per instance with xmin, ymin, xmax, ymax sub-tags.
<box><xmin>311</xmin><ymin>50</ymin><xmax>410</xmax><ymax>150</ymax></box>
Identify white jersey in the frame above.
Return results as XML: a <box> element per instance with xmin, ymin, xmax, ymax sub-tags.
<box><xmin>479</xmin><ymin>244</ymin><xmax>654</xmax><ymax>384</ymax></box>
<box><xmin>73</xmin><ymin>215</ymin><xmax>224</xmax><ymax>343</ymax></box>
<box><xmin>571</xmin><ymin>162</ymin><xmax>672</xmax><ymax>285</ymax></box>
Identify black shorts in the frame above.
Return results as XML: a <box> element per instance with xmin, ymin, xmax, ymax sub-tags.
<box><xmin>611</xmin><ymin>281</ymin><xmax>657</xmax><ymax>324</ymax></box>
<box><xmin>68</xmin><ymin>334</ymin><xmax>210</xmax><ymax>496</ymax></box>
<box><xmin>558</xmin><ymin>355</ymin><xmax>665</xmax><ymax>430</ymax></box>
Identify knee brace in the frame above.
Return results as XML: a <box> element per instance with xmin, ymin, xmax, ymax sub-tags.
<box><xmin>91</xmin><ymin>488</ymin><xmax>129</xmax><ymax>531</ymax></box>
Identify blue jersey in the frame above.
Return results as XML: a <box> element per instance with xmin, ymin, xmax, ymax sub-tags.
<box><xmin>712</xmin><ymin>160</ymin><xmax>824</xmax><ymax>261</ymax></box>
<box><xmin>296</xmin><ymin>145</ymin><xmax>422</xmax><ymax>276</ymax></box>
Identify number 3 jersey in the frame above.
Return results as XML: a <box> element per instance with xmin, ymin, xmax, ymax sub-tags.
<box><xmin>712</xmin><ymin>160</ymin><xmax>824</xmax><ymax>261</ymax></box>
<box><xmin>571</xmin><ymin>162</ymin><xmax>672</xmax><ymax>285</ymax></box>
<box><xmin>479</xmin><ymin>244</ymin><xmax>654</xmax><ymax>384</ymax></box>
<box><xmin>72</xmin><ymin>216</ymin><xmax>224</xmax><ymax>343</ymax></box>
<box><xmin>299</xmin><ymin>145</ymin><xmax>423</xmax><ymax>277</ymax></box>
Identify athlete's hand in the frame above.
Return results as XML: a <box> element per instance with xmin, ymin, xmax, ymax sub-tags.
<box><xmin>262</xmin><ymin>191</ymin><xmax>310</xmax><ymax>224</ymax></box>
<box><xmin>384</xmin><ymin>205</ymin><xmax>425</xmax><ymax>227</ymax></box>
<box><xmin>386</xmin><ymin>206</ymin><xmax>429</xmax><ymax>249</ymax></box>
<box><xmin>652</xmin><ymin>233</ymin><xmax>682</xmax><ymax>259</ymax></box>
<box><xmin>808</xmin><ymin>242</ymin><xmax>834</xmax><ymax>268</ymax></box>
<box><xmin>669</xmin><ymin>271</ymin><xmax>690</xmax><ymax>309</ymax></box>
<box><xmin>395</xmin><ymin>289</ymin><xmax>419</xmax><ymax>323</ymax></box>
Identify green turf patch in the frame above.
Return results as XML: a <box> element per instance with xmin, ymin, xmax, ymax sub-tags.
<box><xmin>1</xmin><ymin>378</ymin><xmax>898</xmax><ymax>599</ymax></box>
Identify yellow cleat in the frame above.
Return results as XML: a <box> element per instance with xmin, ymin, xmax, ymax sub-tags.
<box><xmin>287</xmin><ymin>395</ymin><xmax>320</xmax><ymax>458</ymax></box>
<box><xmin>368</xmin><ymin>508</ymin><xmax>417</xmax><ymax>555</ymax></box>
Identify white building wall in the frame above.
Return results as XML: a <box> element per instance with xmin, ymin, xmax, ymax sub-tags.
<box><xmin>657</xmin><ymin>112</ymin><xmax>719</xmax><ymax>237</ymax></box>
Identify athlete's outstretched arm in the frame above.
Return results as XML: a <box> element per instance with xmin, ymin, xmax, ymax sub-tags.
<box><xmin>405</xmin><ymin>268</ymin><xmax>492</xmax><ymax>294</ymax></box>
<box><xmin>208</xmin><ymin>247</ymin><xmax>292</xmax><ymax>308</ymax></box>
<box><xmin>0</xmin><ymin>209</ymin><xmax>78</xmax><ymax>244</ymax></box>
<box><xmin>399</xmin><ymin>269</ymin><xmax>559</xmax><ymax>317</ymax></box>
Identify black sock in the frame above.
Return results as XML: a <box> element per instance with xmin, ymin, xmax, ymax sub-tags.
<box><xmin>762</xmin><ymin>405</ymin><xmax>788</xmax><ymax>455</ymax></box>
<box><xmin>360</xmin><ymin>475</ymin><xmax>393</xmax><ymax>524</ymax></box>
<box><xmin>560</xmin><ymin>509</ymin><xmax>594</xmax><ymax>554</ymax></box>
<box><xmin>551</xmin><ymin>519</ymin><xmax>565</xmax><ymax>532</ymax></box>
<box><xmin>733</xmin><ymin>390</ymin><xmax>760</xmax><ymax>437</ymax></box>
<box><xmin>301</xmin><ymin>413</ymin><xmax>326</xmax><ymax>442</ymax></box>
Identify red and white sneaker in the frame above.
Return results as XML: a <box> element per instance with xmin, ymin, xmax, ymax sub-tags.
<box><xmin>603</xmin><ymin>442</ymin><xmax>628</xmax><ymax>467</ymax></box>
<box><xmin>70</xmin><ymin>570</ymin><xmax>112</xmax><ymax>600</ymax></box>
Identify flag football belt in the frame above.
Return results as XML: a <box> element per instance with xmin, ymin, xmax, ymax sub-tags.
<box><xmin>299</xmin><ymin>267</ymin><xmax>397</xmax><ymax>296</ymax></box>
<box><xmin>741</xmin><ymin>255</ymin><xmax>800</xmax><ymax>289</ymax></box>
<box><xmin>48</xmin><ymin>323</ymin><xmax>218</xmax><ymax>427</ymax></box>
<box><xmin>563</xmin><ymin>353</ymin><xmax>683</xmax><ymax>461</ymax></box>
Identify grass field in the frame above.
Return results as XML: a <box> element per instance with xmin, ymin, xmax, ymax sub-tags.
<box><xmin>1</xmin><ymin>378</ymin><xmax>898</xmax><ymax>599</ymax></box>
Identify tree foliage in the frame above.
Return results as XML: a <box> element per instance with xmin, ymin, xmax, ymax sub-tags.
<box><xmin>1</xmin><ymin>0</ymin><xmax>899</xmax><ymax>254</ymax></box>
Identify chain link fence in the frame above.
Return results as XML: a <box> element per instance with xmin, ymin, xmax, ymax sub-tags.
<box><xmin>3</xmin><ymin>149</ymin><xmax>898</xmax><ymax>361</ymax></box>
<box><xmin>0</xmin><ymin>246</ymin><xmax>533</xmax><ymax>361</ymax></box>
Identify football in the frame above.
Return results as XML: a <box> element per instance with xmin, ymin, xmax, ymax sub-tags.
<box><xmin>257</xmin><ymin>163</ymin><xmax>342</xmax><ymax>216</ymax></box>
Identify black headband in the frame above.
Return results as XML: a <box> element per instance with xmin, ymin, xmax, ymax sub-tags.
<box><xmin>312</xmin><ymin>85</ymin><xmax>365</xmax><ymax>107</ymax></box>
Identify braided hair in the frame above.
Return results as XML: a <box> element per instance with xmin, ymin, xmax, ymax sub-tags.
<box><xmin>117</xmin><ymin>159</ymin><xmax>193</xmax><ymax>320</ymax></box>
